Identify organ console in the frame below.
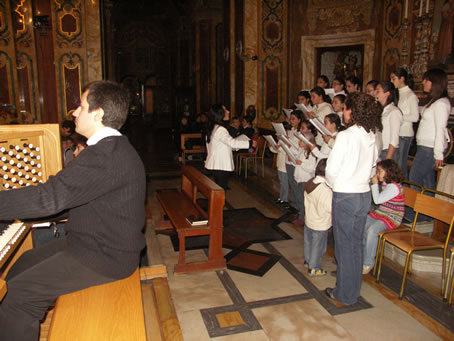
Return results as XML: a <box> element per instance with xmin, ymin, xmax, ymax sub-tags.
<box><xmin>0</xmin><ymin>124</ymin><xmax>62</xmax><ymax>300</ymax></box>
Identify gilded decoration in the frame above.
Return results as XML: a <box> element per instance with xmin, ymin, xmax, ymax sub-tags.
<box><xmin>12</xmin><ymin>0</ymin><xmax>32</xmax><ymax>48</ymax></box>
<box><xmin>0</xmin><ymin>1</ymin><xmax>10</xmax><ymax>46</ymax></box>
<box><xmin>384</xmin><ymin>0</ymin><xmax>403</xmax><ymax>38</ymax></box>
<box><xmin>382</xmin><ymin>47</ymin><xmax>401</xmax><ymax>78</ymax></box>
<box><xmin>16</xmin><ymin>52</ymin><xmax>37</xmax><ymax>123</ymax></box>
<box><xmin>54</xmin><ymin>0</ymin><xmax>83</xmax><ymax>48</ymax></box>
<box><xmin>0</xmin><ymin>51</ymin><xmax>16</xmax><ymax>102</ymax></box>
<box><xmin>58</xmin><ymin>52</ymin><xmax>83</xmax><ymax>118</ymax></box>
<box><xmin>306</xmin><ymin>0</ymin><xmax>373</xmax><ymax>34</ymax></box>
<box><xmin>262</xmin><ymin>0</ymin><xmax>283</xmax><ymax>52</ymax></box>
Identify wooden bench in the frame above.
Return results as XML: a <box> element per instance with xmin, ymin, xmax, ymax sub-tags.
<box><xmin>156</xmin><ymin>165</ymin><xmax>226</xmax><ymax>273</ymax></box>
<box><xmin>48</xmin><ymin>267</ymin><xmax>147</xmax><ymax>341</ymax></box>
<box><xmin>180</xmin><ymin>133</ymin><xmax>205</xmax><ymax>164</ymax></box>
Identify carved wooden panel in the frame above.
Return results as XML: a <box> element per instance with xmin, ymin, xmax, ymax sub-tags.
<box><xmin>258</xmin><ymin>0</ymin><xmax>287</xmax><ymax>129</ymax></box>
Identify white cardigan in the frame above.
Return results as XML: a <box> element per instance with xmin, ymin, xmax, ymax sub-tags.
<box><xmin>416</xmin><ymin>97</ymin><xmax>451</xmax><ymax>160</ymax></box>
<box><xmin>326</xmin><ymin>125</ymin><xmax>377</xmax><ymax>193</ymax></box>
<box><xmin>397</xmin><ymin>86</ymin><xmax>419</xmax><ymax>137</ymax></box>
<box><xmin>381</xmin><ymin>103</ymin><xmax>403</xmax><ymax>151</ymax></box>
<box><xmin>205</xmin><ymin>125</ymin><xmax>250</xmax><ymax>171</ymax></box>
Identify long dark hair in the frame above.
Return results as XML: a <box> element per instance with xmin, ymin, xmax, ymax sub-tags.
<box><xmin>345</xmin><ymin>92</ymin><xmax>383</xmax><ymax>133</ymax></box>
<box><xmin>392</xmin><ymin>68</ymin><xmax>414</xmax><ymax>89</ymax></box>
<box><xmin>347</xmin><ymin>76</ymin><xmax>362</xmax><ymax>92</ymax></box>
<box><xmin>377</xmin><ymin>159</ymin><xmax>404</xmax><ymax>184</ymax></box>
<box><xmin>423</xmin><ymin>68</ymin><xmax>448</xmax><ymax>107</ymax></box>
<box><xmin>205</xmin><ymin>104</ymin><xmax>227</xmax><ymax>143</ymax></box>
<box><xmin>379</xmin><ymin>81</ymin><xmax>399</xmax><ymax>106</ymax></box>
<box><xmin>311</xmin><ymin>86</ymin><xmax>331</xmax><ymax>104</ymax></box>
<box><xmin>325</xmin><ymin>113</ymin><xmax>341</xmax><ymax>131</ymax></box>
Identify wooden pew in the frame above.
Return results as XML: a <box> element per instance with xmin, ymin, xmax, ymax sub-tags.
<box><xmin>156</xmin><ymin>165</ymin><xmax>226</xmax><ymax>273</ymax></box>
<box><xmin>180</xmin><ymin>133</ymin><xmax>205</xmax><ymax>164</ymax></box>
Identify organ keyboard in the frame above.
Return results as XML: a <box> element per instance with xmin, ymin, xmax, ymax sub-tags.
<box><xmin>0</xmin><ymin>124</ymin><xmax>62</xmax><ymax>301</ymax></box>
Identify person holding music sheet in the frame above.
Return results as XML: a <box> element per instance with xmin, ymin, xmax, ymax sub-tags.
<box><xmin>0</xmin><ymin>81</ymin><xmax>146</xmax><ymax>341</ymax></box>
<box><xmin>293</xmin><ymin>129</ymin><xmax>317</xmax><ymax>226</ymax></box>
<box><xmin>309</xmin><ymin>113</ymin><xmax>342</xmax><ymax>159</ymax></box>
<box><xmin>375</xmin><ymin>81</ymin><xmax>403</xmax><ymax>162</ymax></box>
<box><xmin>204</xmin><ymin>104</ymin><xmax>256</xmax><ymax>190</ymax></box>
<box><xmin>325</xmin><ymin>92</ymin><xmax>382</xmax><ymax>305</ymax></box>
<box><xmin>306</xmin><ymin>87</ymin><xmax>334</xmax><ymax>146</ymax></box>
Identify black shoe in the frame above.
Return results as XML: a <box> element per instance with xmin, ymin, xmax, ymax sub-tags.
<box><xmin>288</xmin><ymin>206</ymin><xmax>299</xmax><ymax>214</ymax></box>
<box><xmin>325</xmin><ymin>287</ymin><xmax>336</xmax><ymax>300</ymax></box>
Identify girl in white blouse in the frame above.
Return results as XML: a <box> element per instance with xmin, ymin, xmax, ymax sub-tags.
<box><xmin>390</xmin><ymin>68</ymin><xmax>419</xmax><ymax>178</ymax></box>
<box><xmin>375</xmin><ymin>81</ymin><xmax>403</xmax><ymax>161</ymax></box>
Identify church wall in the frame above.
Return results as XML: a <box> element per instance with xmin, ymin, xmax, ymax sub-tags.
<box><xmin>0</xmin><ymin>0</ymin><xmax>102</xmax><ymax>125</ymax></box>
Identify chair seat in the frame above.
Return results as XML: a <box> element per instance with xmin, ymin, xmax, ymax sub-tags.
<box><xmin>239</xmin><ymin>153</ymin><xmax>256</xmax><ymax>159</ymax></box>
<box><xmin>384</xmin><ymin>231</ymin><xmax>443</xmax><ymax>252</ymax></box>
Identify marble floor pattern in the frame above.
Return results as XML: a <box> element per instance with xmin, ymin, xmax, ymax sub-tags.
<box><xmin>147</xmin><ymin>174</ymin><xmax>453</xmax><ymax>341</ymax></box>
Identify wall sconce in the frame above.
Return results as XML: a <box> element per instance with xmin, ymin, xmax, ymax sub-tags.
<box><xmin>235</xmin><ymin>41</ymin><xmax>258</xmax><ymax>62</ymax></box>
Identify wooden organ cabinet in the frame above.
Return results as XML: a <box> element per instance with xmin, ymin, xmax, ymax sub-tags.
<box><xmin>0</xmin><ymin>124</ymin><xmax>62</xmax><ymax>300</ymax></box>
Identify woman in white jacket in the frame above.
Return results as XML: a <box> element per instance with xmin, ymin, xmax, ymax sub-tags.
<box><xmin>409</xmin><ymin>69</ymin><xmax>451</xmax><ymax>191</ymax></box>
<box><xmin>375</xmin><ymin>81</ymin><xmax>403</xmax><ymax>161</ymax></box>
<box><xmin>205</xmin><ymin>105</ymin><xmax>255</xmax><ymax>190</ymax></box>
<box><xmin>390</xmin><ymin>68</ymin><xmax>419</xmax><ymax>178</ymax></box>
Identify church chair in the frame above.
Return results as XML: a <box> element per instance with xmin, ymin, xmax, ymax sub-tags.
<box><xmin>372</xmin><ymin>181</ymin><xmax>424</xmax><ymax>277</ymax></box>
<box><xmin>239</xmin><ymin>136</ymin><xmax>267</xmax><ymax>179</ymax></box>
<box><xmin>376</xmin><ymin>192</ymin><xmax>454</xmax><ymax>299</ymax></box>
<box><xmin>445</xmin><ymin>246</ymin><xmax>454</xmax><ymax>304</ymax></box>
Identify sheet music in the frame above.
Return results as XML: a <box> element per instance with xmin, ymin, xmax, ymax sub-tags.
<box><xmin>278</xmin><ymin>134</ymin><xmax>299</xmax><ymax>150</ymax></box>
<box><xmin>282</xmin><ymin>109</ymin><xmax>292</xmax><ymax>120</ymax></box>
<box><xmin>294</xmin><ymin>131</ymin><xmax>314</xmax><ymax>147</ymax></box>
<box><xmin>324</xmin><ymin>88</ymin><xmax>335</xmax><ymax>100</ymax></box>
<box><xmin>294</xmin><ymin>103</ymin><xmax>312</xmax><ymax>120</ymax></box>
<box><xmin>310</xmin><ymin>117</ymin><xmax>333</xmax><ymax>136</ymax></box>
<box><xmin>235</xmin><ymin>134</ymin><xmax>250</xmax><ymax>142</ymax></box>
<box><xmin>278</xmin><ymin>140</ymin><xmax>297</xmax><ymax>163</ymax></box>
<box><xmin>263</xmin><ymin>135</ymin><xmax>277</xmax><ymax>149</ymax></box>
<box><xmin>272</xmin><ymin>122</ymin><xmax>287</xmax><ymax>137</ymax></box>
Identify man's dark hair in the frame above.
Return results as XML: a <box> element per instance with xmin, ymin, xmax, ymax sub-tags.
<box><xmin>83</xmin><ymin>81</ymin><xmax>130</xmax><ymax>129</ymax></box>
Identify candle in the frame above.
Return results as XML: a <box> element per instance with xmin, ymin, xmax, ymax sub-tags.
<box><xmin>426</xmin><ymin>0</ymin><xmax>429</xmax><ymax>13</ymax></box>
<box><xmin>405</xmin><ymin>0</ymin><xmax>408</xmax><ymax>19</ymax></box>
<box><xmin>419</xmin><ymin>0</ymin><xmax>423</xmax><ymax>17</ymax></box>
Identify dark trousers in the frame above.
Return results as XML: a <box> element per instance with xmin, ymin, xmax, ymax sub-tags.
<box><xmin>0</xmin><ymin>238</ymin><xmax>116</xmax><ymax>341</ymax></box>
<box><xmin>211</xmin><ymin>169</ymin><xmax>231</xmax><ymax>191</ymax></box>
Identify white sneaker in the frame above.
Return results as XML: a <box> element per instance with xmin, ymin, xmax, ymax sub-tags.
<box><xmin>362</xmin><ymin>265</ymin><xmax>373</xmax><ymax>275</ymax></box>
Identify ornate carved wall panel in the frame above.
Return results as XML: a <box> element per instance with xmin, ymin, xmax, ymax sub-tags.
<box><xmin>0</xmin><ymin>0</ymin><xmax>20</xmax><ymax>124</ymax></box>
<box><xmin>53</xmin><ymin>0</ymin><xmax>87</xmax><ymax>120</ymax></box>
<box><xmin>258</xmin><ymin>0</ymin><xmax>287</xmax><ymax>130</ymax></box>
<box><xmin>13</xmin><ymin>0</ymin><xmax>40</xmax><ymax>123</ymax></box>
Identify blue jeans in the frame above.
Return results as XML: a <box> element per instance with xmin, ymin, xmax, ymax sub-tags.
<box><xmin>304</xmin><ymin>225</ymin><xmax>328</xmax><ymax>270</ymax></box>
<box><xmin>278</xmin><ymin>170</ymin><xmax>289</xmax><ymax>202</ymax></box>
<box><xmin>380</xmin><ymin>148</ymin><xmax>399</xmax><ymax>162</ymax></box>
<box><xmin>398</xmin><ymin>136</ymin><xmax>413</xmax><ymax>179</ymax></box>
<box><xmin>286</xmin><ymin>164</ymin><xmax>297</xmax><ymax>207</ymax></box>
<box><xmin>332</xmin><ymin>191</ymin><xmax>371</xmax><ymax>305</ymax></box>
<box><xmin>297</xmin><ymin>182</ymin><xmax>306</xmax><ymax>220</ymax></box>
<box><xmin>362</xmin><ymin>216</ymin><xmax>387</xmax><ymax>267</ymax></box>
<box><xmin>406</xmin><ymin>145</ymin><xmax>436</xmax><ymax>221</ymax></box>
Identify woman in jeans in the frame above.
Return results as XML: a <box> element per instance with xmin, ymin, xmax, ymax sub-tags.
<box><xmin>325</xmin><ymin>92</ymin><xmax>382</xmax><ymax>305</ymax></box>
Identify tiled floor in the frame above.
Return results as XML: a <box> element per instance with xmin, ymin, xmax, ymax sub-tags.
<box><xmin>147</xmin><ymin>171</ymin><xmax>454</xmax><ymax>341</ymax></box>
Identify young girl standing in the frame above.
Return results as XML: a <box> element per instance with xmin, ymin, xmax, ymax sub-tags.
<box><xmin>310</xmin><ymin>113</ymin><xmax>341</xmax><ymax>159</ymax></box>
<box><xmin>409</xmin><ymin>68</ymin><xmax>451</xmax><ymax>191</ymax></box>
<box><xmin>375</xmin><ymin>81</ymin><xmax>403</xmax><ymax>161</ymax></box>
<box><xmin>362</xmin><ymin>159</ymin><xmax>405</xmax><ymax>274</ymax></box>
<box><xmin>325</xmin><ymin>92</ymin><xmax>382</xmax><ymax>305</ymax></box>
<box><xmin>294</xmin><ymin>128</ymin><xmax>317</xmax><ymax>226</ymax></box>
<box><xmin>390</xmin><ymin>68</ymin><xmax>419</xmax><ymax>178</ymax></box>
<box><xmin>332</xmin><ymin>94</ymin><xmax>346</xmax><ymax>123</ymax></box>
<box><xmin>270</xmin><ymin>122</ymin><xmax>291</xmax><ymax>207</ymax></box>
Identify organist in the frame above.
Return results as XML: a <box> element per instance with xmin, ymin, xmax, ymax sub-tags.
<box><xmin>0</xmin><ymin>81</ymin><xmax>146</xmax><ymax>341</ymax></box>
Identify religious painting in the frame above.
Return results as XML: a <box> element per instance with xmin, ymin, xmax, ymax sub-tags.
<box><xmin>316</xmin><ymin>45</ymin><xmax>364</xmax><ymax>86</ymax></box>
<box><xmin>430</xmin><ymin>0</ymin><xmax>454</xmax><ymax>73</ymax></box>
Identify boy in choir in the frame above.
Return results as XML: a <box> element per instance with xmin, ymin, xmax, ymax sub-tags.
<box><xmin>0</xmin><ymin>81</ymin><xmax>146</xmax><ymax>341</ymax></box>
<box><xmin>325</xmin><ymin>92</ymin><xmax>382</xmax><ymax>305</ymax></box>
<box><xmin>303</xmin><ymin>158</ymin><xmax>332</xmax><ymax>276</ymax></box>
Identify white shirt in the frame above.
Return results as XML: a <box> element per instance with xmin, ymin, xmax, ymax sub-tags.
<box><xmin>87</xmin><ymin>127</ymin><xmax>122</xmax><ymax>146</ymax></box>
<box><xmin>326</xmin><ymin>125</ymin><xmax>377</xmax><ymax>193</ymax></box>
<box><xmin>284</xmin><ymin>128</ymin><xmax>301</xmax><ymax>165</ymax></box>
<box><xmin>294</xmin><ymin>150</ymin><xmax>317</xmax><ymax>183</ymax></box>
<box><xmin>205</xmin><ymin>125</ymin><xmax>250</xmax><ymax>171</ymax></box>
<box><xmin>311</xmin><ymin>131</ymin><xmax>337</xmax><ymax>159</ymax></box>
<box><xmin>381</xmin><ymin>103</ymin><xmax>403</xmax><ymax>151</ymax></box>
<box><xmin>313</xmin><ymin>102</ymin><xmax>334</xmax><ymax>145</ymax></box>
<box><xmin>397</xmin><ymin>86</ymin><xmax>419</xmax><ymax>137</ymax></box>
<box><xmin>416</xmin><ymin>97</ymin><xmax>451</xmax><ymax>160</ymax></box>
